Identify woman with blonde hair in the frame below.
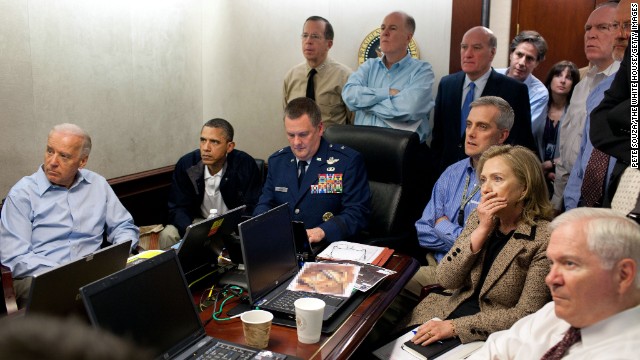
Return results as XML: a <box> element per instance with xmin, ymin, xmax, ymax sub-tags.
<box><xmin>406</xmin><ymin>145</ymin><xmax>554</xmax><ymax>346</ymax></box>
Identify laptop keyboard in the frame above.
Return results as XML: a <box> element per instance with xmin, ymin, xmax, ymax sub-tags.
<box><xmin>268</xmin><ymin>290</ymin><xmax>344</xmax><ymax>313</ymax></box>
<box><xmin>196</xmin><ymin>342</ymin><xmax>256</xmax><ymax>360</ymax></box>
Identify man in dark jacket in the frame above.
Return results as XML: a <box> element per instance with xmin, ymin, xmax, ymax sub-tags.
<box><xmin>158</xmin><ymin>118</ymin><xmax>262</xmax><ymax>248</ymax></box>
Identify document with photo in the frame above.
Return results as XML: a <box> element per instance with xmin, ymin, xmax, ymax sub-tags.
<box><xmin>287</xmin><ymin>262</ymin><xmax>360</xmax><ymax>297</ymax></box>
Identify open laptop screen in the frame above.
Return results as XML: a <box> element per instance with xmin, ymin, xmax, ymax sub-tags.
<box><xmin>239</xmin><ymin>203</ymin><xmax>299</xmax><ymax>305</ymax></box>
<box><xmin>81</xmin><ymin>251</ymin><xmax>204</xmax><ymax>359</ymax></box>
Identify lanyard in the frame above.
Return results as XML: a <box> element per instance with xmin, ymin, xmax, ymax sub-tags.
<box><xmin>458</xmin><ymin>173</ymin><xmax>480</xmax><ymax>226</ymax></box>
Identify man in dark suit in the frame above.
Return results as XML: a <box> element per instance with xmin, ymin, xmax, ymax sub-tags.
<box><xmin>254</xmin><ymin>97</ymin><xmax>370</xmax><ymax>244</ymax></box>
<box><xmin>431</xmin><ymin>26</ymin><xmax>535</xmax><ymax>176</ymax></box>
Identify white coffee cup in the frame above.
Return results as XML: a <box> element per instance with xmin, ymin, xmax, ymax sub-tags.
<box><xmin>294</xmin><ymin>298</ymin><xmax>326</xmax><ymax>344</ymax></box>
<box><xmin>240</xmin><ymin>310</ymin><xmax>273</xmax><ymax>349</ymax></box>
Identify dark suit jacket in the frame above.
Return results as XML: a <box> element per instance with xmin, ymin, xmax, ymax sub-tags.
<box><xmin>431</xmin><ymin>69</ymin><xmax>535</xmax><ymax>175</ymax></box>
<box><xmin>253</xmin><ymin>138</ymin><xmax>370</xmax><ymax>242</ymax></box>
<box><xmin>407</xmin><ymin>211</ymin><xmax>551</xmax><ymax>343</ymax></box>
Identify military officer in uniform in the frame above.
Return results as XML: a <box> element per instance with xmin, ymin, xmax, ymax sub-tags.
<box><xmin>254</xmin><ymin>97</ymin><xmax>370</xmax><ymax>243</ymax></box>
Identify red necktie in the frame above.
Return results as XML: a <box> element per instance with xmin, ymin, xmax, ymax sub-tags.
<box><xmin>581</xmin><ymin>149</ymin><xmax>609</xmax><ymax>207</ymax></box>
<box><xmin>540</xmin><ymin>326</ymin><xmax>581</xmax><ymax>360</ymax></box>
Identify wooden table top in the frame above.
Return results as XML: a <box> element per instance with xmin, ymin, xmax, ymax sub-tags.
<box><xmin>195</xmin><ymin>253</ymin><xmax>419</xmax><ymax>360</ymax></box>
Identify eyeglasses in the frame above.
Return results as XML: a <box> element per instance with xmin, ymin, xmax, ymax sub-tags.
<box><xmin>301</xmin><ymin>33</ymin><xmax>324</xmax><ymax>41</ymax></box>
<box><xmin>610</xmin><ymin>21</ymin><xmax>632</xmax><ymax>32</ymax></box>
<box><xmin>584</xmin><ymin>23</ymin><xmax>615</xmax><ymax>33</ymax></box>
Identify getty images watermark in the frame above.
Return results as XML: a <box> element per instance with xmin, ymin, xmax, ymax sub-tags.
<box><xmin>631</xmin><ymin>3</ymin><xmax>639</xmax><ymax>168</ymax></box>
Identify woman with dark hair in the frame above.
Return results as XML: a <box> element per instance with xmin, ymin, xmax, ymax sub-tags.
<box><xmin>534</xmin><ymin>61</ymin><xmax>580</xmax><ymax>196</ymax></box>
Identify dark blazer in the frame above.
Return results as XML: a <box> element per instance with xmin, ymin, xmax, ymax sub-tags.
<box><xmin>167</xmin><ymin>149</ymin><xmax>262</xmax><ymax>237</ymax></box>
<box><xmin>407</xmin><ymin>211</ymin><xmax>551</xmax><ymax>343</ymax></box>
<box><xmin>431</xmin><ymin>69</ymin><xmax>536</xmax><ymax>175</ymax></box>
<box><xmin>254</xmin><ymin>137</ymin><xmax>370</xmax><ymax>243</ymax></box>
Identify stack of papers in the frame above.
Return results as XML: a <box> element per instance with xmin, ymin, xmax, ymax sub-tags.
<box><xmin>316</xmin><ymin>241</ymin><xmax>394</xmax><ymax>266</ymax></box>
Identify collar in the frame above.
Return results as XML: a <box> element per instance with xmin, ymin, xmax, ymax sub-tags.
<box><xmin>306</xmin><ymin>58</ymin><xmax>330</xmax><ymax>73</ymax></box>
<box><xmin>581</xmin><ymin>304</ymin><xmax>640</xmax><ymax>347</ymax></box>
<box><xmin>464</xmin><ymin>67</ymin><xmax>492</xmax><ymax>89</ymax></box>
<box><xmin>587</xmin><ymin>61</ymin><xmax>621</xmax><ymax>78</ymax></box>
<box><xmin>204</xmin><ymin>161</ymin><xmax>227</xmax><ymax>180</ymax></box>
<box><xmin>377</xmin><ymin>52</ymin><xmax>412</xmax><ymax>70</ymax></box>
<box><xmin>36</xmin><ymin>166</ymin><xmax>90</xmax><ymax>195</ymax></box>
<box><xmin>511</xmin><ymin>219</ymin><xmax>538</xmax><ymax>241</ymax></box>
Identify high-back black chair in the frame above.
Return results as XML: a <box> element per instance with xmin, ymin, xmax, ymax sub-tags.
<box><xmin>323</xmin><ymin>125</ymin><xmax>427</xmax><ymax>252</ymax></box>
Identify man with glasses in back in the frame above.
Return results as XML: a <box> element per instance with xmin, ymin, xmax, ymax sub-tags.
<box><xmin>590</xmin><ymin>0</ymin><xmax>634</xmax><ymax>207</ymax></box>
<box><xmin>283</xmin><ymin>16</ymin><xmax>353</xmax><ymax>127</ymax></box>
<box><xmin>552</xmin><ymin>1</ymin><xmax>621</xmax><ymax>212</ymax></box>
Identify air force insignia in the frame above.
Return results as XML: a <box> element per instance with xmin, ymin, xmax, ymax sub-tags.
<box><xmin>327</xmin><ymin>167</ymin><xmax>335</xmax><ymax>172</ymax></box>
<box><xmin>327</xmin><ymin>157</ymin><xmax>340</xmax><ymax>165</ymax></box>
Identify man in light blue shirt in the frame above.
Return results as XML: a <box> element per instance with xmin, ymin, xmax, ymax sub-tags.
<box><xmin>496</xmin><ymin>30</ymin><xmax>549</xmax><ymax>125</ymax></box>
<box><xmin>0</xmin><ymin>123</ymin><xmax>138</xmax><ymax>306</ymax></box>
<box><xmin>342</xmin><ymin>11</ymin><xmax>434</xmax><ymax>144</ymax></box>
<box><xmin>407</xmin><ymin>96</ymin><xmax>513</xmax><ymax>296</ymax></box>
<box><xmin>564</xmin><ymin>74</ymin><xmax>617</xmax><ymax>210</ymax></box>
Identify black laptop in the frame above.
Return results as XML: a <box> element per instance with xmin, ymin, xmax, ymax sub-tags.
<box><xmin>234</xmin><ymin>203</ymin><xmax>353</xmax><ymax>324</ymax></box>
<box><xmin>26</xmin><ymin>240</ymin><xmax>132</xmax><ymax>319</ymax></box>
<box><xmin>80</xmin><ymin>250</ymin><xmax>292</xmax><ymax>360</ymax></box>
<box><xmin>176</xmin><ymin>205</ymin><xmax>245</xmax><ymax>283</ymax></box>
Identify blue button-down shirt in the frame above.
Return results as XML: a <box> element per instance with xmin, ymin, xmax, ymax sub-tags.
<box><xmin>497</xmin><ymin>68</ymin><xmax>549</xmax><ymax>125</ymax></box>
<box><xmin>415</xmin><ymin>158</ymin><xmax>480</xmax><ymax>262</ymax></box>
<box><xmin>564</xmin><ymin>74</ymin><xmax>617</xmax><ymax>210</ymax></box>
<box><xmin>0</xmin><ymin>167</ymin><xmax>139</xmax><ymax>278</ymax></box>
<box><xmin>342</xmin><ymin>53</ymin><xmax>435</xmax><ymax>143</ymax></box>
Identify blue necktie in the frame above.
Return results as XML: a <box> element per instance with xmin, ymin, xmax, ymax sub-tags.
<box><xmin>461</xmin><ymin>82</ymin><xmax>476</xmax><ymax>136</ymax></box>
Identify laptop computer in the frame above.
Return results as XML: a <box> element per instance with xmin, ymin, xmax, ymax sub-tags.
<box><xmin>234</xmin><ymin>203</ymin><xmax>352</xmax><ymax>324</ymax></box>
<box><xmin>80</xmin><ymin>250</ymin><xmax>293</xmax><ymax>360</ymax></box>
<box><xmin>176</xmin><ymin>205</ymin><xmax>245</xmax><ymax>283</ymax></box>
<box><xmin>26</xmin><ymin>240</ymin><xmax>132</xmax><ymax>319</ymax></box>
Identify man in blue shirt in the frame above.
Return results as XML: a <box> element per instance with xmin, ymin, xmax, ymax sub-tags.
<box><xmin>496</xmin><ymin>30</ymin><xmax>549</xmax><ymax>125</ymax></box>
<box><xmin>342</xmin><ymin>11</ymin><xmax>435</xmax><ymax>144</ymax></box>
<box><xmin>407</xmin><ymin>96</ymin><xmax>514</xmax><ymax>296</ymax></box>
<box><xmin>0</xmin><ymin>123</ymin><xmax>139</xmax><ymax>306</ymax></box>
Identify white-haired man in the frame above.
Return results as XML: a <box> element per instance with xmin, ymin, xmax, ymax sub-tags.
<box><xmin>470</xmin><ymin>207</ymin><xmax>640</xmax><ymax>359</ymax></box>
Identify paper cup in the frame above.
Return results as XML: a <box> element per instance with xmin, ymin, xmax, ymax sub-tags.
<box><xmin>294</xmin><ymin>298</ymin><xmax>325</xmax><ymax>344</ymax></box>
<box><xmin>241</xmin><ymin>310</ymin><xmax>273</xmax><ymax>349</ymax></box>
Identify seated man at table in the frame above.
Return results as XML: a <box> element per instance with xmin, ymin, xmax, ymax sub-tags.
<box><xmin>159</xmin><ymin>118</ymin><xmax>262</xmax><ymax>249</ymax></box>
<box><xmin>408</xmin><ymin>96</ymin><xmax>513</xmax><ymax>296</ymax></box>
<box><xmin>254</xmin><ymin>97</ymin><xmax>370</xmax><ymax>244</ymax></box>
<box><xmin>0</xmin><ymin>123</ymin><xmax>139</xmax><ymax>306</ymax></box>
<box><xmin>470</xmin><ymin>207</ymin><xmax>640</xmax><ymax>359</ymax></box>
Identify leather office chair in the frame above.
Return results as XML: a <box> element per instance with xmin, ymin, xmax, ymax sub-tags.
<box><xmin>323</xmin><ymin>125</ymin><xmax>427</xmax><ymax>252</ymax></box>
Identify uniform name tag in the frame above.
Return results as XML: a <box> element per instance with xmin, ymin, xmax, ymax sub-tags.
<box><xmin>275</xmin><ymin>186</ymin><xmax>288</xmax><ymax>193</ymax></box>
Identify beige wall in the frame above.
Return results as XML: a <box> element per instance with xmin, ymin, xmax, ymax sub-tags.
<box><xmin>0</xmin><ymin>0</ymin><xmax>515</xmax><ymax>197</ymax></box>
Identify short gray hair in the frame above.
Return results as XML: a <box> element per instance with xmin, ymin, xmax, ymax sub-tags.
<box><xmin>470</xmin><ymin>96</ymin><xmax>514</xmax><ymax>131</ymax></box>
<box><xmin>50</xmin><ymin>123</ymin><xmax>92</xmax><ymax>157</ymax></box>
<box><xmin>551</xmin><ymin>207</ymin><xmax>640</xmax><ymax>287</ymax></box>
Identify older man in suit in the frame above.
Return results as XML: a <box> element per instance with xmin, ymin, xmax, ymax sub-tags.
<box><xmin>431</xmin><ymin>26</ymin><xmax>535</xmax><ymax>176</ymax></box>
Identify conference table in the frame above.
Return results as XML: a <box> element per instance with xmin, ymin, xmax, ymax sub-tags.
<box><xmin>195</xmin><ymin>253</ymin><xmax>419</xmax><ymax>360</ymax></box>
